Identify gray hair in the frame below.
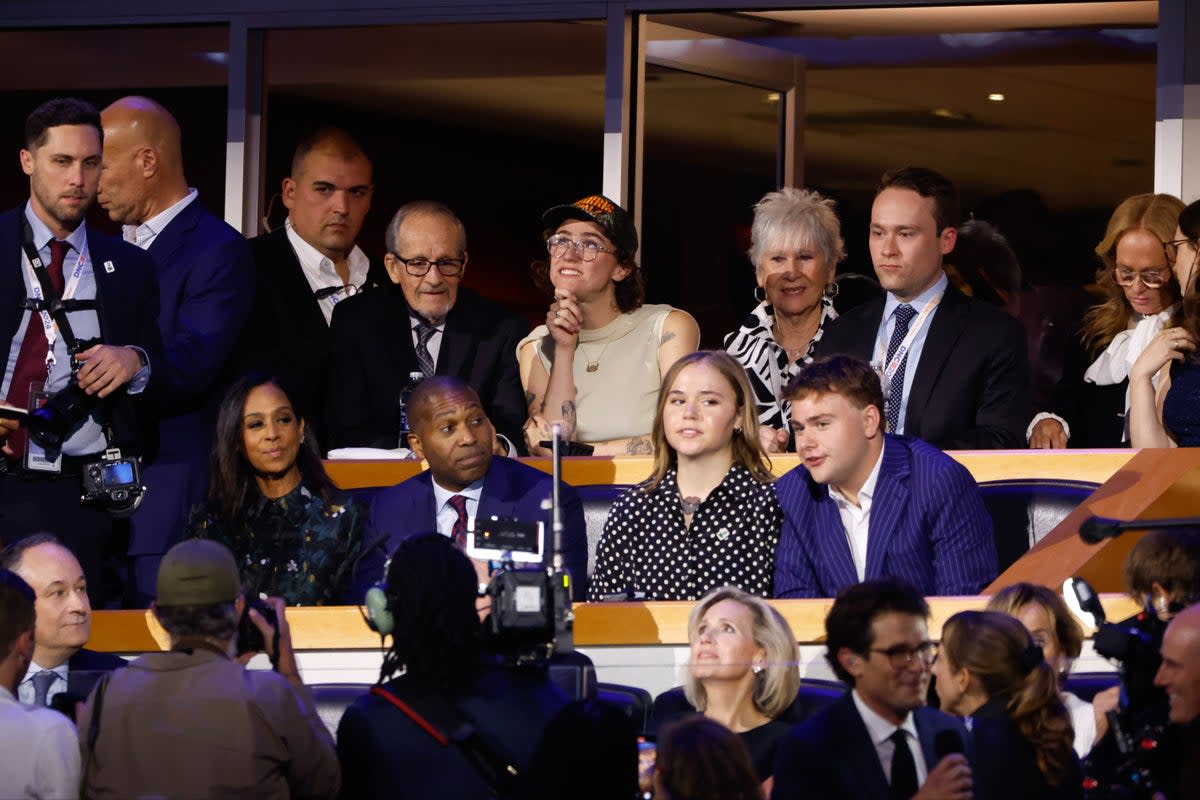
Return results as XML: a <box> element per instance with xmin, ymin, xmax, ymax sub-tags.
<box><xmin>748</xmin><ymin>187</ymin><xmax>846</xmax><ymax>274</ymax></box>
<box><xmin>384</xmin><ymin>200</ymin><xmax>467</xmax><ymax>255</ymax></box>
<box><xmin>155</xmin><ymin>602</ymin><xmax>239</xmax><ymax>642</ymax></box>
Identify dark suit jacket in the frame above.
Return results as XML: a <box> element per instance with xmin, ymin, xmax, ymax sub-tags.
<box><xmin>0</xmin><ymin>207</ymin><xmax>162</xmax><ymax>455</ymax></box>
<box><xmin>325</xmin><ymin>285</ymin><xmax>528</xmax><ymax>454</ymax></box>
<box><xmin>68</xmin><ymin>646</ymin><xmax>127</xmax><ymax>698</ymax></box>
<box><xmin>129</xmin><ymin>200</ymin><xmax>256</xmax><ymax>575</ymax></box>
<box><xmin>239</xmin><ymin>226</ymin><xmax>387</xmax><ymax>445</ymax></box>
<box><xmin>366</xmin><ymin>456</ymin><xmax>589</xmax><ymax>599</ymax></box>
<box><xmin>1047</xmin><ymin>332</ymin><xmax>1127</xmax><ymax>448</ymax></box>
<box><xmin>816</xmin><ymin>283</ymin><xmax>1031</xmax><ymax>449</ymax></box>
<box><xmin>772</xmin><ymin>692</ymin><xmax>972</xmax><ymax>800</ymax></box>
<box><xmin>773</xmin><ymin>435</ymin><xmax>997</xmax><ymax>598</ymax></box>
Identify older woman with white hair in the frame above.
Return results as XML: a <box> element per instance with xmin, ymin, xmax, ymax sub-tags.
<box><xmin>724</xmin><ymin>187</ymin><xmax>846</xmax><ymax>453</ymax></box>
<box><xmin>653</xmin><ymin>586</ymin><xmax>801</xmax><ymax>788</ymax></box>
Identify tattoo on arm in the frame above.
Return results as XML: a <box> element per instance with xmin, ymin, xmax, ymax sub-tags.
<box><xmin>625</xmin><ymin>436</ymin><xmax>652</xmax><ymax>455</ymax></box>
<box><xmin>560</xmin><ymin>401</ymin><xmax>577</xmax><ymax>439</ymax></box>
<box><xmin>660</xmin><ymin>331</ymin><xmax>676</xmax><ymax>346</ymax></box>
<box><xmin>525</xmin><ymin>391</ymin><xmax>537</xmax><ymax>412</ymax></box>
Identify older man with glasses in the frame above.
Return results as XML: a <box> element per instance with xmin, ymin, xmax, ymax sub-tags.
<box><xmin>772</xmin><ymin>578</ymin><xmax>976</xmax><ymax>800</ymax></box>
<box><xmin>325</xmin><ymin>200</ymin><xmax>528</xmax><ymax>455</ymax></box>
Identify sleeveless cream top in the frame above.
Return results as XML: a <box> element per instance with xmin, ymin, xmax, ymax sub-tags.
<box><xmin>519</xmin><ymin>304</ymin><xmax>675</xmax><ymax>443</ymax></box>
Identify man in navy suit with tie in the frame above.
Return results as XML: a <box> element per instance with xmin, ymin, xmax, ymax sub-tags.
<box><xmin>0</xmin><ymin>98</ymin><xmax>162</xmax><ymax>608</ymax></box>
<box><xmin>772</xmin><ymin>579</ymin><xmax>975</xmax><ymax>799</ymax></box>
<box><xmin>98</xmin><ymin>96</ymin><xmax>255</xmax><ymax>605</ymax></box>
<box><xmin>773</xmin><ymin>355</ymin><xmax>996</xmax><ymax>598</ymax></box>
<box><xmin>366</xmin><ymin>376</ymin><xmax>588</xmax><ymax>599</ymax></box>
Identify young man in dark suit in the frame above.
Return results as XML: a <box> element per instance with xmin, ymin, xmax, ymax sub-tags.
<box><xmin>366</xmin><ymin>376</ymin><xmax>588</xmax><ymax>599</ymax></box>
<box><xmin>98</xmin><ymin>95</ymin><xmax>256</xmax><ymax>605</ymax></box>
<box><xmin>0</xmin><ymin>98</ymin><xmax>162</xmax><ymax>607</ymax></box>
<box><xmin>773</xmin><ymin>355</ymin><xmax>996</xmax><ymax>598</ymax></box>
<box><xmin>240</xmin><ymin>127</ymin><xmax>388</xmax><ymax>443</ymax></box>
<box><xmin>816</xmin><ymin>166</ymin><xmax>1030</xmax><ymax>450</ymax></box>
<box><xmin>0</xmin><ymin>535</ymin><xmax>125</xmax><ymax>706</ymax></box>
<box><xmin>772</xmin><ymin>579</ymin><xmax>975</xmax><ymax>800</ymax></box>
<box><xmin>325</xmin><ymin>200</ymin><xmax>529</xmax><ymax>455</ymax></box>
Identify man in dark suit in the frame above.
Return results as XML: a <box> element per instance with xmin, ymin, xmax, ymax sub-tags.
<box><xmin>239</xmin><ymin>127</ymin><xmax>387</xmax><ymax>443</ymax></box>
<box><xmin>98</xmin><ymin>96</ymin><xmax>256</xmax><ymax>605</ymax></box>
<box><xmin>774</xmin><ymin>355</ymin><xmax>996</xmax><ymax>598</ymax></box>
<box><xmin>325</xmin><ymin>200</ymin><xmax>528</xmax><ymax>454</ymax></box>
<box><xmin>0</xmin><ymin>98</ymin><xmax>162</xmax><ymax>607</ymax></box>
<box><xmin>773</xmin><ymin>579</ymin><xmax>975</xmax><ymax>800</ymax></box>
<box><xmin>816</xmin><ymin>166</ymin><xmax>1030</xmax><ymax>450</ymax></box>
<box><xmin>366</xmin><ymin>377</ymin><xmax>588</xmax><ymax>599</ymax></box>
<box><xmin>0</xmin><ymin>535</ymin><xmax>125</xmax><ymax>706</ymax></box>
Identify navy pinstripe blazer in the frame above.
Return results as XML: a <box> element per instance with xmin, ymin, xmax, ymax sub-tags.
<box><xmin>772</xmin><ymin>434</ymin><xmax>997</xmax><ymax>598</ymax></box>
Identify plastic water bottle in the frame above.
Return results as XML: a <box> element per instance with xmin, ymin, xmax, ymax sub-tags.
<box><xmin>397</xmin><ymin>371</ymin><xmax>425</xmax><ymax>448</ymax></box>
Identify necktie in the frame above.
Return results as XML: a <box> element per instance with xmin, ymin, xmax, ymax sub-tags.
<box><xmin>889</xmin><ymin>729</ymin><xmax>918</xmax><ymax>799</ymax></box>
<box><xmin>5</xmin><ymin>239</ymin><xmax>70</xmax><ymax>459</ymax></box>
<box><xmin>884</xmin><ymin>304</ymin><xmax>916</xmax><ymax>435</ymax></box>
<box><xmin>414</xmin><ymin>320</ymin><xmax>438</xmax><ymax>377</ymax></box>
<box><xmin>447</xmin><ymin>494</ymin><xmax>469</xmax><ymax>549</ymax></box>
<box><xmin>31</xmin><ymin>669</ymin><xmax>58</xmax><ymax>707</ymax></box>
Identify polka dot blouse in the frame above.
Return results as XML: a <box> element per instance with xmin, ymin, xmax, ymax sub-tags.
<box><xmin>587</xmin><ymin>464</ymin><xmax>782</xmax><ymax>601</ymax></box>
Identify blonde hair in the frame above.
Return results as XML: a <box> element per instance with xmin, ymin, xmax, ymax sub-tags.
<box><xmin>683</xmin><ymin>586</ymin><xmax>800</xmax><ymax>719</ymax></box>
<box><xmin>1081</xmin><ymin>193</ymin><xmax>1183</xmax><ymax>354</ymax></box>
<box><xmin>641</xmin><ymin>351</ymin><xmax>773</xmax><ymax>493</ymax></box>
<box><xmin>941</xmin><ymin>611</ymin><xmax>1075</xmax><ymax>787</ymax></box>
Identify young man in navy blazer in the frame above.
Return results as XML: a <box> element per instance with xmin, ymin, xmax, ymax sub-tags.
<box><xmin>367</xmin><ymin>376</ymin><xmax>588</xmax><ymax>599</ymax></box>
<box><xmin>772</xmin><ymin>579</ymin><xmax>975</xmax><ymax>800</ymax></box>
<box><xmin>773</xmin><ymin>355</ymin><xmax>997</xmax><ymax>598</ymax></box>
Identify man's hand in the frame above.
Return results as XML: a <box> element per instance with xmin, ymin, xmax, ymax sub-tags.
<box><xmin>0</xmin><ymin>417</ymin><xmax>19</xmax><ymax>456</ymax></box>
<box><xmin>1092</xmin><ymin>685</ymin><xmax>1121</xmax><ymax>741</ymax></box>
<box><xmin>74</xmin><ymin>344</ymin><xmax>144</xmax><ymax>398</ymax></box>
<box><xmin>237</xmin><ymin>596</ymin><xmax>303</xmax><ymax>689</ymax></box>
<box><xmin>758</xmin><ymin>424</ymin><xmax>788</xmax><ymax>454</ymax></box>
<box><xmin>1029</xmin><ymin>418</ymin><xmax>1067</xmax><ymax>449</ymax></box>
<box><xmin>912</xmin><ymin>754</ymin><xmax>973</xmax><ymax>800</ymax></box>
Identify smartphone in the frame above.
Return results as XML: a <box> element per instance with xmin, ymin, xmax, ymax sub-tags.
<box><xmin>637</xmin><ymin>735</ymin><xmax>656</xmax><ymax>798</ymax></box>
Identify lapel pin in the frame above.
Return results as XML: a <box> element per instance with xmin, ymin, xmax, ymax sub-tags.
<box><xmin>716</xmin><ymin>528</ymin><xmax>731</xmax><ymax>541</ymax></box>
<box><xmin>103</xmin><ymin>260</ymin><xmax>115</xmax><ymax>273</ymax></box>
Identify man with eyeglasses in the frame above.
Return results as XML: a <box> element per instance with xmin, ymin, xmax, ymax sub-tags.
<box><xmin>325</xmin><ymin>201</ymin><xmax>527</xmax><ymax>455</ymax></box>
<box><xmin>239</xmin><ymin>127</ymin><xmax>389</xmax><ymax>447</ymax></box>
<box><xmin>97</xmin><ymin>96</ymin><xmax>256</xmax><ymax>604</ymax></box>
<box><xmin>773</xmin><ymin>579</ymin><xmax>975</xmax><ymax>800</ymax></box>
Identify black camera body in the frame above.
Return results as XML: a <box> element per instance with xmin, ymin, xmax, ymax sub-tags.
<box><xmin>236</xmin><ymin>596</ymin><xmax>280</xmax><ymax>663</ymax></box>
<box><xmin>26</xmin><ymin>338</ymin><xmax>104</xmax><ymax>453</ymax></box>
<box><xmin>484</xmin><ymin>564</ymin><xmax>574</xmax><ymax>665</ymax></box>
<box><xmin>80</xmin><ymin>448</ymin><xmax>145</xmax><ymax>518</ymax></box>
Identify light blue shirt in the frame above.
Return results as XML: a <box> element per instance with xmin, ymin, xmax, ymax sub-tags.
<box><xmin>432</xmin><ymin>478</ymin><xmax>485</xmax><ymax>539</ymax></box>
<box><xmin>2</xmin><ymin>203</ymin><xmax>150</xmax><ymax>455</ymax></box>
<box><xmin>875</xmin><ymin>272</ymin><xmax>948</xmax><ymax>435</ymax></box>
<box><xmin>16</xmin><ymin>660</ymin><xmax>68</xmax><ymax>706</ymax></box>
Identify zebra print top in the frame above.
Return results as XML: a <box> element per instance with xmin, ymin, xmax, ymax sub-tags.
<box><xmin>722</xmin><ymin>297</ymin><xmax>837</xmax><ymax>432</ymax></box>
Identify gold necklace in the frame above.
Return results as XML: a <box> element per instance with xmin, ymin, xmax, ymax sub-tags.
<box><xmin>578</xmin><ymin>340</ymin><xmax>612</xmax><ymax>373</ymax></box>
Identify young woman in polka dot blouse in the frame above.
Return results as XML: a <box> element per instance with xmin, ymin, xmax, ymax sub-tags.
<box><xmin>588</xmin><ymin>351</ymin><xmax>783</xmax><ymax>601</ymax></box>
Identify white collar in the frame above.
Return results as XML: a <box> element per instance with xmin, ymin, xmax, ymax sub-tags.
<box><xmin>852</xmin><ymin>688</ymin><xmax>920</xmax><ymax>746</ymax></box>
<box><xmin>432</xmin><ymin>476</ymin><xmax>485</xmax><ymax>510</ymax></box>
<box><xmin>123</xmin><ymin>188</ymin><xmax>198</xmax><ymax>247</ymax></box>
<box><xmin>21</xmin><ymin>659</ymin><xmax>68</xmax><ymax>685</ymax></box>
<box><xmin>830</xmin><ymin>439</ymin><xmax>885</xmax><ymax>509</ymax></box>
<box><xmin>284</xmin><ymin>217</ymin><xmax>370</xmax><ymax>286</ymax></box>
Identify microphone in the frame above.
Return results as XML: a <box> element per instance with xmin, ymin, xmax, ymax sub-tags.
<box><xmin>1079</xmin><ymin>515</ymin><xmax>1200</xmax><ymax>544</ymax></box>
<box><xmin>934</xmin><ymin>730</ymin><xmax>964</xmax><ymax>762</ymax></box>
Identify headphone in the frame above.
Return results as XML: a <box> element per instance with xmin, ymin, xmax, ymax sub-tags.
<box><xmin>362</xmin><ymin>552</ymin><xmax>395</xmax><ymax>636</ymax></box>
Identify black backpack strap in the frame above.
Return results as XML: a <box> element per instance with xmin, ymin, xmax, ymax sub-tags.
<box><xmin>369</xmin><ymin>684</ymin><xmax>520</xmax><ymax>797</ymax></box>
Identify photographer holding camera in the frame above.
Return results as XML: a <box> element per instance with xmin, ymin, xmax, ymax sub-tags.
<box><xmin>76</xmin><ymin>537</ymin><xmax>339</xmax><ymax>798</ymax></box>
<box><xmin>0</xmin><ymin>98</ymin><xmax>163</xmax><ymax>609</ymax></box>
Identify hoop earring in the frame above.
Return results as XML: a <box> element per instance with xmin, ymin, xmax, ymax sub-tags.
<box><xmin>824</xmin><ymin>281</ymin><xmax>839</xmax><ymax>299</ymax></box>
<box><xmin>754</xmin><ymin>286</ymin><xmax>766</xmax><ymax>305</ymax></box>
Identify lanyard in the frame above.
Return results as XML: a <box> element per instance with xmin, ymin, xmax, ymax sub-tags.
<box><xmin>20</xmin><ymin>228</ymin><xmax>89</xmax><ymax>375</ymax></box>
<box><xmin>874</xmin><ymin>293</ymin><xmax>942</xmax><ymax>388</ymax></box>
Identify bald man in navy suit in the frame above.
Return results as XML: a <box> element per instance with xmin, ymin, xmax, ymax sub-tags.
<box><xmin>773</xmin><ymin>356</ymin><xmax>996</xmax><ymax>599</ymax></box>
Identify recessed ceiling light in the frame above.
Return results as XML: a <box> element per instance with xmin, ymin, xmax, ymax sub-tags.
<box><xmin>987</xmin><ymin>93</ymin><xmax>1005</xmax><ymax>102</ymax></box>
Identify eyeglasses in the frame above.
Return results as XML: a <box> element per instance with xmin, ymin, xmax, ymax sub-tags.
<box><xmin>389</xmin><ymin>253</ymin><xmax>465</xmax><ymax>277</ymax></box>
<box><xmin>1113</xmin><ymin>267</ymin><xmax>1172</xmax><ymax>289</ymax></box>
<box><xmin>546</xmin><ymin>234</ymin><xmax>615</xmax><ymax>262</ymax></box>
<box><xmin>1164</xmin><ymin>238</ymin><xmax>1196</xmax><ymax>264</ymax></box>
<box><xmin>868</xmin><ymin>641</ymin><xmax>940</xmax><ymax>669</ymax></box>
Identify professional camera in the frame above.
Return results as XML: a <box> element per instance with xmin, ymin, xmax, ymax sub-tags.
<box><xmin>81</xmin><ymin>448</ymin><xmax>145</xmax><ymax>518</ymax></box>
<box><xmin>26</xmin><ymin>338</ymin><xmax>104</xmax><ymax>453</ymax></box>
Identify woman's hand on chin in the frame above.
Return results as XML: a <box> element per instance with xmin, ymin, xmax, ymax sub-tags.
<box><xmin>547</xmin><ymin>290</ymin><xmax>582</xmax><ymax>348</ymax></box>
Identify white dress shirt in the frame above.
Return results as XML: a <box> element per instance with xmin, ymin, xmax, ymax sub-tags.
<box><xmin>432</xmin><ymin>478</ymin><xmax>485</xmax><ymax>540</ymax></box>
<box><xmin>875</xmin><ymin>272</ymin><xmax>948</xmax><ymax>435</ymax></box>
<box><xmin>17</xmin><ymin>660</ymin><xmax>69</xmax><ymax>706</ymax></box>
<box><xmin>122</xmin><ymin>188</ymin><xmax>198</xmax><ymax>249</ymax></box>
<box><xmin>830</xmin><ymin>446</ymin><xmax>885</xmax><ymax>582</ymax></box>
<box><xmin>852</xmin><ymin>688</ymin><xmax>930</xmax><ymax>788</ymax></box>
<box><xmin>285</xmin><ymin>217</ymin><xmax>371</xmax><ymax>324</ymax></box>
<box><xmin>410</xmin><ymin>314</ymin><xmax>446</xmax><ymax>370</ymax></box>
<box><xmin>0</xmin><ymin>684</ymin><xmax>81</xmax><ymax>799</ymax></box>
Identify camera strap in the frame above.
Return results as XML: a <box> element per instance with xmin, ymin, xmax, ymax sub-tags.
<box><xmin>369</xmin><ymin>683</ymin><xmax>521</xmax><ymax>798</ymax></box>
<box><xmin>19</xmin><ymin>217</ymin><xmax>93</xmax><ymax>365</ymax></box>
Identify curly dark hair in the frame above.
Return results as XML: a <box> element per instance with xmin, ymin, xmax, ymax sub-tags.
<box><xmin>377</xmin><ymin>533</ymin><xmax>482</xmax><ymax>689</ymax></box>
<box><xmin>206</xmin><ymin>373</ymin><xmax>335</xmax><ymax>526</ymax></box>
<box><xmin>824</xmin><ymin>578</ymin><xmax>929</xmax><ymax>685</ymax></box>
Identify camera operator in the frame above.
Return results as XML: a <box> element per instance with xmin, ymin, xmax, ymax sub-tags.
<box><xmin>76</xmin><ymin>538</ymin><xmax>339</xmax><ymax>798</ymax></box>
<box><xmin>338</xmin><ymin>532</ymin><xmax>569</xmax><ymax>800</ymax></box>
<box><xmin>0</xmin><ymin>98</ymin><xmax>163</xmax><ymax>610</ymax></box>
